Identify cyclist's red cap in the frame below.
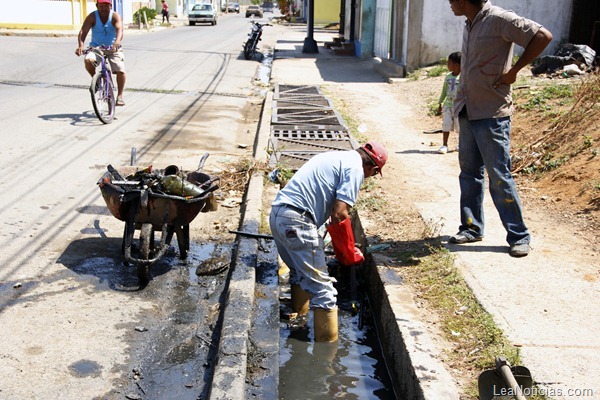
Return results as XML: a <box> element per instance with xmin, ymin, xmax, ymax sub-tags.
<box><xmin>97</xmin><ymin>0</ymin><xmax>112</xmax><ymax>4</ymax></box>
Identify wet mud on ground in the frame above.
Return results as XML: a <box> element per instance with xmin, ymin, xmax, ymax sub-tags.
<box><xmin>61</xmin><ymin>241</ymin><xmax>236</xmax><ymax>400</ymax></box>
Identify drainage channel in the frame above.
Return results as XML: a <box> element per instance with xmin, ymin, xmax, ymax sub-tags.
<box><xmin>237</xmin><ymin>209</ymin><xmax>398</xmax><ymax>400</ymax></box>
<box><xmin>264</xmin><ymin>85</ymin><xmax>399</xmax><ymax>399</ymax></box>
<box><xmin>278</xmin><ymin>259</ymin><xmax>397</xmax><ymax>399</ymax></box>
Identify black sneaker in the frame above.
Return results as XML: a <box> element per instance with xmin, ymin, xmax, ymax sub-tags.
<box><xmin>449</xmin><ymin>231</ymin><xmax>483</xmax><ymax>244</ymax></box>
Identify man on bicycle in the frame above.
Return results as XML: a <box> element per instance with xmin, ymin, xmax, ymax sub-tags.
<box><xmin>75</xmin><ymin>0</ymin><xmax>126</xmax><ymax>106</ymax></box>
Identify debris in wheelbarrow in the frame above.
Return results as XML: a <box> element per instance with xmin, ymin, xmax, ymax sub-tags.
<box><xmin>98</xmin><ymin>156</ymin><xmax>220</xmax><ymax>284</ymax></box>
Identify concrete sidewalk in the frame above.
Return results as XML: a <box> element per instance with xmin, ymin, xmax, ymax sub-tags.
<box><xmin>268</xmin><ymin>23</ymin><xmax>600</xmax><ymax>400</ymax></box>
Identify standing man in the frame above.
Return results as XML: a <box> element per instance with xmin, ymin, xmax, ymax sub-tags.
<box><xmin>448</xmin><ymin>0</ymin><xmax>552</xmax><ymax>257</ymax></box>
<box><xmin>269</xmin><ymin>142</ymin><xmax>388</xmax><ymax>342</ymax></box>
<box><xmin>75</xmin><ymin>0</ymin><xmax>126</xmax><ymax>106</ymax></box>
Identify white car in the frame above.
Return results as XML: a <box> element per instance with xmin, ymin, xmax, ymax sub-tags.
<box><xmin>189</xmin><ymin>3</ymin><xmax>217</xmax><ymax>26</ymax></box>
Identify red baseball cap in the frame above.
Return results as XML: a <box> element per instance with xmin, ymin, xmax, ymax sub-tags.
<box><xmin>362</xmin><ymin>141</ymin><xmax>388</xmax><ymax>176</ymax></box>
<box><xmin>97</xmin><ymin>0</ymin><xmax>112</xmax><ymax>4</ymax></box>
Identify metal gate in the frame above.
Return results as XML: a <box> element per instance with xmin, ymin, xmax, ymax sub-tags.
<box><xmin>269</xmin><ymin>85</ymin><xmax>358</xmax><ymax>170</ymax></box>
<box><xmin>374</xmin><ymin>0</ymin><xmax>391</xmax><ymax>59</ymax></box>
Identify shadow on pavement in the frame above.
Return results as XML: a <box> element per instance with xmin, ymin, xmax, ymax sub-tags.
<box><xmin>57</xmin><ymin>237</ymin><xmax>174</xmax><ymax>291</ymax></box>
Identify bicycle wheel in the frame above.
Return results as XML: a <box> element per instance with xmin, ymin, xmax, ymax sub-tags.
<box><xmin>243</xmin><ymin>40</ymin><xmax>254</xmax><ymax>60</ymax></box>
<box><xmin>90</xmin><ymin>72</ymin><xmax>116</xmax><ymax>124</ymax></box>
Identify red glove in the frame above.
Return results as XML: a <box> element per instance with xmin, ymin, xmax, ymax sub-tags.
<box><xmin>326</xmin><ymin>218</ymin><xmax>365</xmax><ymax>266</ymax></box>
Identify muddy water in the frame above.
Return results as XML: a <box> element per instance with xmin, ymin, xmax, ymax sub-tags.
<box><xmin>279</xmin><ymin>297</ymin><xmax>396</xmax><ymax>399</ymax></box>
<box><xmin>113</xmin><ymin>241</ymin><xmax>233</xmax><ymax>400</ymax></box>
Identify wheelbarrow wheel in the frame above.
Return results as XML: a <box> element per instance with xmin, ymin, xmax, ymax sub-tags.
<box><xmin>140</xmin><ymin>223</ymin><xmax>153</xmax><ymax>260</ymax></box>
<box><xmin>138</xmin><ymin>223</ymin><xmax>153</xmax><ymax>282</ymax></box>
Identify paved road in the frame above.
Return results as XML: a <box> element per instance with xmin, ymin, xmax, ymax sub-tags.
<box><xmin>0</xmin><ymin>13</ymin><xmax>263</xmax><ymax>399</ymax></box>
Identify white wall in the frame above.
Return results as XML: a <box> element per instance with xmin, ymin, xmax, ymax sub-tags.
<box><xmin>0</xmin><ymin>0</ymin><xmax>139</xmax><ymax>28</ymax></box>
<box><xmin>419</xmin><ymin>0</ymin><xmax>572</xmax><ymax>66</ymax></box>
<box><xmin>2</xmin><ymin>0</ymin><xmax>79</xmax><ymax>25</ymax></box>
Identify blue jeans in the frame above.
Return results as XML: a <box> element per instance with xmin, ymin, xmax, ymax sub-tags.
<box><xmin>269</xmin><ymin>205</ymin><xmax>337</xmax><ymax>309</ymax></box>
<box><xmin>457</xmin><ymin>114</ymin><xmax>530</xmax><ymax>245</ymax></box>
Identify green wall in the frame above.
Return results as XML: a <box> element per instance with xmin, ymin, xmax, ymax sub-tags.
<box><xmin>315</xmin><ymin>0</ymin><xmax>340</xmax><ymax>24</ymax></box>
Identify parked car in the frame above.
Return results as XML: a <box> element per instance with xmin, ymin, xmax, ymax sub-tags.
<box><xmin>261</xmin><ymin>2</ymin><xmax>274</xmax><ymax>13</ymax></box>
<box><xmin>221</xmin><ymin>2</ymin><xmax>240</xmax><ymax>13</ymax></box>
<box><xmin>189</xmin><ymin>3</ymin><xmax>217</xmax><ymax>26</ymax></box>
<box><xmin>245</xmin><ymin>5</ymin><xmax>263</xmax><ymax>18</ymax></box>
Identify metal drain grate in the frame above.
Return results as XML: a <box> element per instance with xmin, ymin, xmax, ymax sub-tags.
<box><xmin>269</xmin><ymin>84</ymin><xmax>358</xmax><ymax>169</ymax></box>
<box><xmin>274</xmin><ymin>85</ymin><xmax>322</xmax><ymax>98</ymax></box>
<box><xmin>272</xmin><ymin>109</ymin><xmax>342</xmax><ymax>126</ymax></box>
<box><xmin>273</xmin><ymin>129</ymin><xmax>350</xmax><ymax>140</ymax></box>
<box><xmin>269</xmin><ymin>129</ymin><xmax>358</xmax><ymax>169</ymax></box>
<box><xmin>273</xmin><ymin>98</ymin><xmax>333</xmax><ymax>108</ymax></box>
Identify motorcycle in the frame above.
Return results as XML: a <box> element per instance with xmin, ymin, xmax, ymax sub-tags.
<box><xmin>243</xmin><ymin>21</ymin><xmax>271</xmax><ymax>60</ymax></box>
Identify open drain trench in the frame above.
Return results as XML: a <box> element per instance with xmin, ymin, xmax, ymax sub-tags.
<box><xmin>260</xmin><ymin>85</ymin><xmax>396</xmax><ymax>399</ymax></box>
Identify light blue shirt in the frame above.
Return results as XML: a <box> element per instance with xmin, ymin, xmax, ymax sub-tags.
<box><xmin>272</xmin><ymin>150</ymin><xmax>364</xmax><ymax>227</ymax></box>
<box><xmin>90</xmin><ymin>10</ymin><xmax>117</xmax><ymax>47</ymax></box>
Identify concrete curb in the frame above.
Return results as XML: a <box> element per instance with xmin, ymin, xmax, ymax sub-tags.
<box><xmin>208</xmin><ymin>174</ymin><xmax>263</xmax><ymax>399</ymax></box>
<box><xmin>208</xmin><ymin>84</ymin><xmax>273</xmax><ymax>399</ymax></box>
<box><xmin>368</xmin><ymin>262</ymin><xmax>460</xmax><ymax>399</ymax></box>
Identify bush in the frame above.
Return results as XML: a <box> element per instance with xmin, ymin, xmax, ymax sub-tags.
<box><xmin>133</xmin><ymin>7</ymin><xmax>158</xmax><ymax>24</ymax></box>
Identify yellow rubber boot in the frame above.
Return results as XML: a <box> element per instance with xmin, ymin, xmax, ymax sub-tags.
<box><xmin>291</xmin><ymin>284</ymin><xmax>310</xmax><ymax>315</ymax></box>
<box><xmin>314</xmin><ymin>307</ymin><xmax>338</xmax><ymax>342</ymax></box>
<box><xmin>277</xmin><ymin>256</ymin><xmax>290</xmax><ymax>281</ymax></box>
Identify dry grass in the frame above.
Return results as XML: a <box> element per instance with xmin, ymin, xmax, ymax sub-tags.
<box><xmin>510</xmin><ymin>70</ymin><xmax>600</xmax><ymax>234</ymax></box>
<box><xmin>513</xmin><ymin>71</ymin><xmax>600</xmax><ymax>174</ymax></box>
<box><xmin>217</xmin><ymin>158</ymin><xmax>268</xmax><ymax>194</ymax></box>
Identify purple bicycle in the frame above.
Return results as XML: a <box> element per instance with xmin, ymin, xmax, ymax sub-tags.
<box><xmin>84</xmin><ymin>46</ymin><xmax>116</xmax><ymax>124</ymax></box>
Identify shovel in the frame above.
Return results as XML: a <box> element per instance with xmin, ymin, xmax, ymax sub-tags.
<box><xmin>478</xmin><ymin>356</ymin><xmax>533</xmax><ymax>400</ymax></box>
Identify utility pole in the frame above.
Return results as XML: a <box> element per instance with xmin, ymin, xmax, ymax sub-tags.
<box><xmin>302</xmin><ymin>0</ymin><xmax>318</xmax><ymax>53</ymax></box>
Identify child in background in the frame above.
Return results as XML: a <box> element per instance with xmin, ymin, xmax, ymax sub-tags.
<box><xmin>437</xmin><ymin>52</ymin><xmax>461</xmax><ymax>154</ymax></box>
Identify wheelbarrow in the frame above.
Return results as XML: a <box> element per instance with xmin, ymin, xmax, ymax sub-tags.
<box><xmin>478</xmin><ymin>356</ymin><xmax>533</xmax><ymax>400</ymax></box>
<box><xmin>98</xmin><ymin>151</ymin><xmax>219</xmax><ymax>283</ymax></box>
